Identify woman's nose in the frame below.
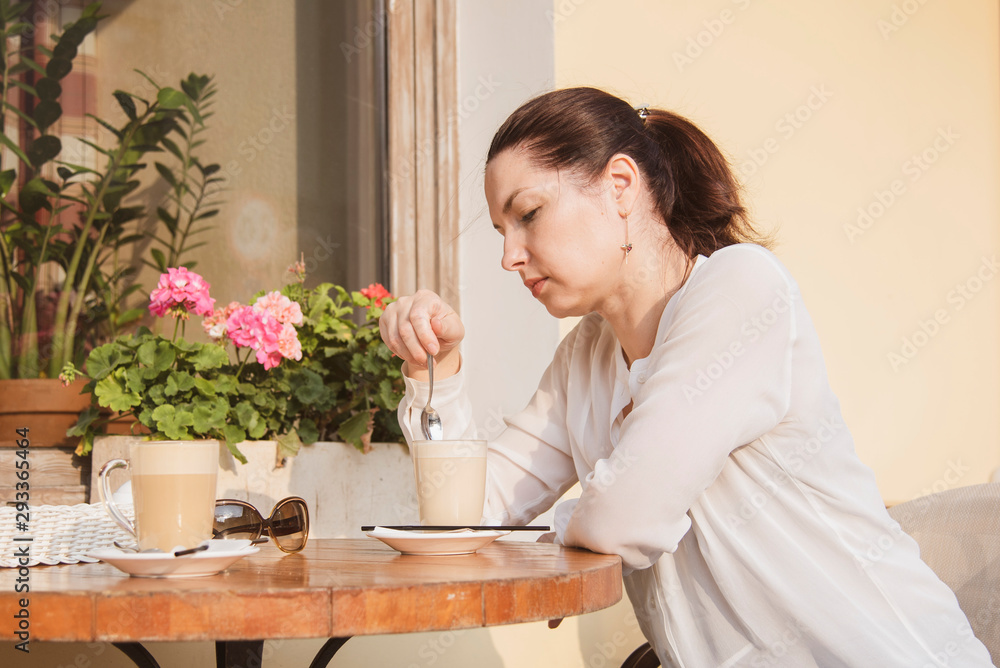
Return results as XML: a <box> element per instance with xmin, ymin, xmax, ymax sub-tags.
<box><xmin>501</xmin><ymin>236</ymin><xmax>527</xmax><ymax>272</ymax></box>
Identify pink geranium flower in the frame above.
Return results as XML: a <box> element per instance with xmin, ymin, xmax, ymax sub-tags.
<box><xmin>255</xmin><ymin>291</ymin><xmax>303</xmax><ymax>326</ymax></box>
<box><xmin>360</xmin><ymin>283</ymin><xmax>392</xmax><ymax>309</ymax></box>
<box><xmin>224</xmin><ymin>303</ymin><xmax>301</xmax><ymax>370</ymax></box>
<box><xmin>149</xmin><ymin>267</ymin><xmax>215</xmax><ymax>318</ymax></box>
<box><xmin>277</xmin><ymin>322</ymin><xmax>302</xmax><ymax>361</ymax></box>
<box><xmin>226</xmin><ymin>305</ymin><xmax>262</xmax><ymax>348</ymax></box>
<box><xmin>203</xmin><ymin>301</ymin><xmax>242</xmax><ymax>341</ymax></box>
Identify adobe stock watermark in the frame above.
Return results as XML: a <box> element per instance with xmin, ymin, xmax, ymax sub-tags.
<box><xmin>672</xmin><ymin>0</ymin><xmax>753</xmax><ymax>73</ymax></box>
<box><xmin>404</xmin><ymin>629</ymin><xmax>459</xmax><ymax>668</ymax></box>
<box><xmin>737</xmin><ymin>85</ymin><xmax>833</xmax><ymax>180</ymax></box>
<box><xmin>340</xmin><ymin>6</ymin><xmax>387</xmax><ymax>63</ymax></box>
<box><xmin>213</xmin><ymin>0</ymin><xmax>245</xmax><ymax>20</ymax></box>
<box><xmin>844</xmin><ymin>127</ymin><xmax>959</xmax><ymax>244</ymax></box>
<box><xmin>682</xmin><ymin>287</ymin><xmax>794</xmax><ymax>403</ymax></box>
<box><xmin>887</xmin><ymin>255</ymin><xmax>998</xmax><ymax>372</ymax></box>
<box><xmin>388</xmin><ymin>74</ymin><xmax>501</xmax><ymax>186</ymax></box>
<box><xmin>858</xmin><ymin>459</ymin><xmax>969</xmax><ymax>571</ymax></box>
<box><xmin>212</xmin><ymin>106</ymin><xmax>295</xmax><ymax>192</ymax></box>
<box><xmin>547</xmin><ymin>0</ymin><xmax>588</xmax><ymax>24</ymax></box>
<box><xmin>877</xmin><ymin>0</ymin><xmax>933</xmax><ymax>40</ymax></box>
<box><xmin>727</xmin><ymin>414</ymin><xmax>844</xmax><ymax>530</ymax></box>
<box><xmin>746</xmin><ymin>619</ymin><xmax>809</xmax><ymax>667</ymax></box>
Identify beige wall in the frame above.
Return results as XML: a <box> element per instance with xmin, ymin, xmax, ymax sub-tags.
<box><xmin>555</xmin><ymin>0</ymin><xmax>1000</xmax><ymax>504</ymax></box>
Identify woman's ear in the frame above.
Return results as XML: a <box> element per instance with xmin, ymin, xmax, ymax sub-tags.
<box><xmin>607</xmin><ymin>153</ymin><xmax>640</xmax><ymax>213</ymax></box>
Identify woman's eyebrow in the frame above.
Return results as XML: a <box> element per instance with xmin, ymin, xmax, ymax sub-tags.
<box><xmin>503</xmin><ymin>187</ymin><xmax>528</xmax><ymax>215</ymax></box>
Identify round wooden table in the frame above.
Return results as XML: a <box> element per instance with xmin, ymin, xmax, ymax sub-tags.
<box><xmin>0</xmin><ymin>538</ymin><xmax>623</xmax><ymax>667</ymax></box>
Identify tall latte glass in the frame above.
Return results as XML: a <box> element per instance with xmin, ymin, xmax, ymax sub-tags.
<box><xmin>411</xmin><ymin>440</ymin><xmax>487</xmax><ymax>525</ymax></box>
<box><xmin>99</xmin><ymin>440</ymin><xmax>219</xmax><ymax>552</ymax></box>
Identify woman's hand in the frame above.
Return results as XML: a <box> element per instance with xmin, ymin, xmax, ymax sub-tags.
<box><xmin>379</xmin><ymin>289</ymin><xmax>464</xmax><ymax>378</ymax></box>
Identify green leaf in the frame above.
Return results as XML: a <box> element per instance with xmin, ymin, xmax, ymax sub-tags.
<box><xmin>337</xmin><ymin>411</ymin><xmax>372</xmax><ymax>452</ymax></box>
<box><xmin>192</xmin><ymin>396</ymin><xmax>228</xmax><ymax>433</ymax></box>
<box><xmin>223</xmin><ymin>427</ymin><xmax>248</xmax><ymax>464</ymax></box>
<box><xmin>35</xmin><ymin>77</ymin><xmax>61</xmax><ymax>100</ymax></box>
<box><xmin>156</xmin><ymin>87</ymin><xmax>187</xmax><ymax>110</ymax></box>
<box><xmin>52</xmin><ymin>40</ymin><xmax>78</xmax><ymax>63</ymax></box>
<box><xmin>193</xmin><ymin>377</ymin><xmax>217</xmax><ymax>397</ymax></box>
<box><xmin>86</xmin><ymin>343</ymin><xmax>126</xmax><ymax>380</ymax></box>
<box><xmin>7</xmin><ymin>79</ymin><xmax>38</xmax><ymax>98</ymax></box>
<box><xmin>86</xmin><ymin>114</ymin><xmax>123</xmax><ymax>140</ymax></box>
<box><xmin>33</xmin><ymin>100</ymin><xmax>62</xmax><ymax>133</ymax></box>
<box><xmin>295</xmin><ymin>369</ymin><xmax>326</xmax><ymax>406</ymax></box>
<box><xmin>155</xmin><ymin>161</ymin><xmax>178</xmax><ymax>188</ymax></box>
<box><xmin>164</xmin><ymin>371</ymin><xmax>195</xmax><ymax>397</ymax></box>
<box><xmin>27</xmin><ymin>135</ymin><xmax>62</xmax><ymax>167</ymax></box>
<box><xmin>160</xmin><ymin>136</ymin><xmax>184</xmax><ymax>161</ymax></box>
<box><xmin>276</xmin><ymin>429</ymin><xmax>302</xmax><ymax>458</ymax></box>
<box><xmin>0</xmin><ymin>169</ymin><xmax>15</xmax><ymax>196</ymax></box>
<box><xmin>4</xmin><ymin>3</ymin><xmax>32</xmax><ymax>22</ymax></box>
<box><xmin>66</xmin><ymin>405</ymin><xmax>100</xmax><ymax>437</ymax></box>
<box><xmin>113</xmin><ymin>90</ymin><xmax>137</xmax><ymax>121</ymax></box>
<box><xmin>150</xmin><ymin>247</ymin><xmax>167</xmax><ymax>272</ymax></box>
<box><xmin>94</xmin><ymin>372</ymin><xmax>142</xmax><ymax>412</ymax></box>
<box><xmin>151</xmin><ymin>404</ymin><xmax>195</xmax><ymax>440</ymax></box>
<box><xmin>189</xmin><ymin>344</ymin><xmax>227</xmax><ymax>371</ymax></box>
<box><xmin>45</xmin><ymin>57</ymin><xmax>73</xmax><ymax>81</ymax></box>
<box><xmin>215</xmin><ymin>375</ymin><xmax>238</xmax><ymax>395</ymax></box>
<box><xmin>297</xmin><ymin>418</ymin><xmax>319</xmax><ymax>445</ymax></box>
<box><xmin>138</xmin><ymin>339</ymin><xmax>176</xmax><ymax>371</ymax></box>
<box><xmin>16</xmin><ymin>54</ymin><xmax>46</xmax><ymax>77</ymax></box>
<box><xmin>156</xmin><ymin>205</ymin><xmax>178</xmax><ymax>228</ymax></box>
<box><xmin>0</xmin><ymin>132</ymin><xmax>30</xmax><ymax>166</ymax></box>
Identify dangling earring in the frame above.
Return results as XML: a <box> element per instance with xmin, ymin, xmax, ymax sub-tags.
<box><xmin>620</xmin><ymin>213</ymin><xmax>633</xmax><ymax>264</ymax></box>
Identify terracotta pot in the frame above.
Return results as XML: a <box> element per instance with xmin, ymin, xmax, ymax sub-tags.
<box><xmin>0</xmin><ymin>378</ymin><xmax>142</xmax><ymax>448</ymax></box>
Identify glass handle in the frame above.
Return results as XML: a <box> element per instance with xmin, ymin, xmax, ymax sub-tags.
<box><xmin>98</xmin><ymin>458</ymin><xmax>136</xmax><ymax>538</ymax></box>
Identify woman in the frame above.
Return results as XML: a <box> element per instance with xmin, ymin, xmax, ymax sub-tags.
<box><xmin>379</xmin><ymin>88</ymin><xmax>993</xmax><ymax>667</ymax></box>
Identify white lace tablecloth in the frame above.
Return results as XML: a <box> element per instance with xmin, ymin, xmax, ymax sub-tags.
<box><xmin>0</xmin><ymin>503</ymin><xmax>133</xmax><ymax>567</ymax></box>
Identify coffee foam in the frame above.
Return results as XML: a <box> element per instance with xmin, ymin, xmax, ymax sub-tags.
<box><xmin>128</xmin><ymin>441</ymin><xmax>220</xmax><ymax>476</ymax></box>
<box><xmin>412</xmin><ymin>440</ymin><xmax>487</xmax><ymax>459</ymax></box>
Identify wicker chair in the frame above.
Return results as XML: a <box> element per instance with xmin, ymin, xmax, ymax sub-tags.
<box><xmin>888</xmin><ymin>482</ymin><xmax>1000</xmax><ymax>664</ymax></box>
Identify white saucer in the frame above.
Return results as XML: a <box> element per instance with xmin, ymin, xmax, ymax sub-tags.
<box><xmin>87</xmin><ymin>539</ymin><xmax>259</xmax><ymax>578</ymax></box>
<box><xmin>366</xmin><ymin>528</ymin><xmax>509</xmax><ymax>556</ymax></box>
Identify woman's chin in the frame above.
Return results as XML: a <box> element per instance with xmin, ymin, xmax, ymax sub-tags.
<box><xmin>543</xmin><ymin>300</ymin><xmax>587</xmax><ymax>319</ymax></box>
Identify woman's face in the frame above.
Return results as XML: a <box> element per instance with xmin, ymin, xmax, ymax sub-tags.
<box><xmin>485</xmin><ymin>148</ymin><xmax>624</xmax><ymax>318</ymax></box>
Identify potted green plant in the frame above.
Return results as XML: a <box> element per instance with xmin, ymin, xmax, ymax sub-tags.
<box><xmin>66</xmin><ymin>261</ymin><xmax>405</xmax><ymax>462</ymax></box>
<box><xmin>0</xmin><ymin>1</ymin><xmax>221</xmax><ymax>454</ymax></box>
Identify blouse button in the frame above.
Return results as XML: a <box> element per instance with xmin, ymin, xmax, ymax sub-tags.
<box><xmin>637</xmin><ymin>373</ymin><xmax>647</xmax><ymax>384</ymax></box>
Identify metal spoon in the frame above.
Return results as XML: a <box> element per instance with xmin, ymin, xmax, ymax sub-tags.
<box><xmin>420</xmin><ymin>352</ymin><xmax>443</xmax><ymax>440</ymax></box>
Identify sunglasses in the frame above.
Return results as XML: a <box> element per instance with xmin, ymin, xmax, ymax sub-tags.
<box><xmin>213</xmin><ymin>497</ymin><xmax>310</xmax><ymax>553</ymax></box>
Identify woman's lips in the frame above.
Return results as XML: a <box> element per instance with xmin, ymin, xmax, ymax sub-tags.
<box><xmin>525</xmin><ymin>278</ymin><xmax>547</xmax><ymax>298</ymax></box>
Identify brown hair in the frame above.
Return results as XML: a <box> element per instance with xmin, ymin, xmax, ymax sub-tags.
<box><xmin>487</xmin><ymin>87</ymin><xmax>767</xmax><ymax>258</ymax></box>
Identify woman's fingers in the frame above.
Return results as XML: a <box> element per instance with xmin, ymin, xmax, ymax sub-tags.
<box><xmin>380</xmin><ymin>290</ymin><xmax>463</xmax><ymax>367</ymax></box>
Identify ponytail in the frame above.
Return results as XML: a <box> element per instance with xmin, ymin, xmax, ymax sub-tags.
<box><xmin>487</xmin><ymin>87</ymin><xmax>768</xmax><ymax>257</ymax></box>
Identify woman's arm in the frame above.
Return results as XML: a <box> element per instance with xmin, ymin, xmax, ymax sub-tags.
<box><xmin>559</xmin><ymin>245</ymin><xmax>797</xmax><ymax>572</ymax></box>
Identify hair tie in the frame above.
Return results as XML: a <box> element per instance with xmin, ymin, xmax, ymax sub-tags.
<box><xmin>636</xmin><ymin>104</ymin><xmax>650</xmax><ymax>120</ymax></box>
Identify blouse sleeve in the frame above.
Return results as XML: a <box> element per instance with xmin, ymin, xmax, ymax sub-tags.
<box><xmin>560</xmin><ymin>246</ymin><xmax>797</xmax><ymax>572</ymax></box>
<box><xmin>397</xmin><ymin>332</ymin><xmax>581</xmax><ymax>526</ymax></box>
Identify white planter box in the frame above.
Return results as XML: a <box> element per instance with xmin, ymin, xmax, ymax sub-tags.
<box><xmin>89</xmin><ymin>436</ymin><xmax>417</xmax><ymax>539</ymax></box>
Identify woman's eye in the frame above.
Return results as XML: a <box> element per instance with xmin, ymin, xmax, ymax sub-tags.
<box><xmin>520</xmin><ymin>208</ymin><xmax>538</xmax><ymax>223</ymax></box>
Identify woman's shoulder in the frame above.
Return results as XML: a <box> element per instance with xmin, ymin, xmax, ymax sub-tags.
<box><xmin>689</xmin><ymin>243</ymin><xmax>798</xmax><ymax>296</ymax></box>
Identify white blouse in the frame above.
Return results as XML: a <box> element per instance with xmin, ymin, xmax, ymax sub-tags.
<box><xmin>398</xmin><ymin>244</ymin><xmax>993</xmax><ymax>667</ymax></box>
